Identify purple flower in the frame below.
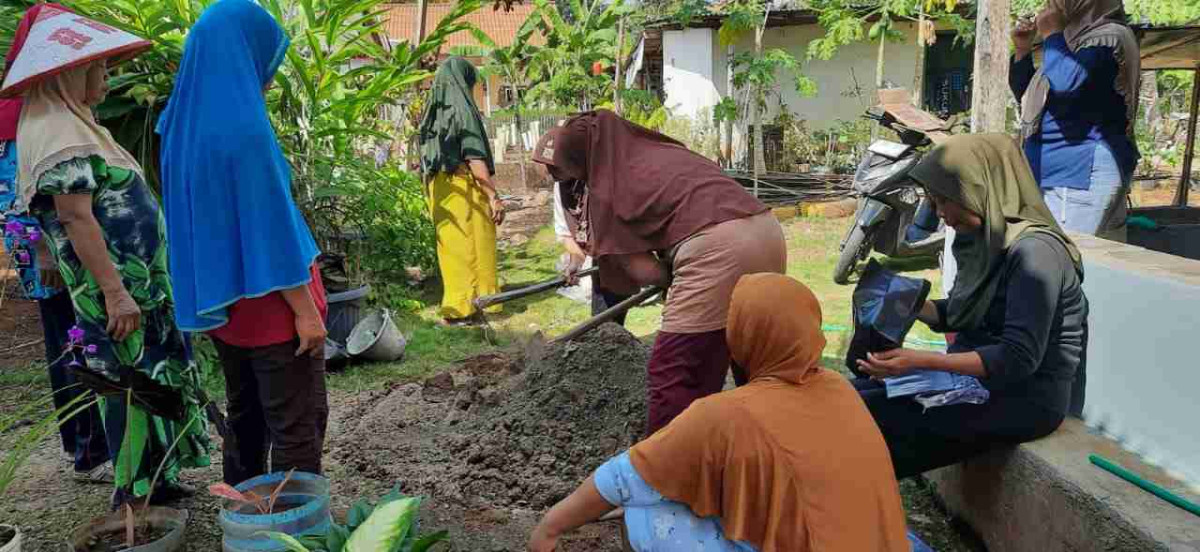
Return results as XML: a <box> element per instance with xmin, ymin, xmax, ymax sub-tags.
<box><xmin>27</xmin><ymin>228</ymin><xmax>41</xmax><ymax>242</ymax></box>
<box><xmin>16</xmin><ymin>252</ymin><xmax>29</xmax><ymax>263</ymax></box>
<box><xmin>3</xmin><ymin>220</ymin><xmax>21</xmax><ymax>236</ymax></box>
<box><xmin>67</xmin><ymin>325</ymin><xmax>85</xmax><ymax>345</ymax></box>
<box><xmin>85</xmin><ymin>344</ymin><xmax>98</xmax><ymax>354</ymax></box>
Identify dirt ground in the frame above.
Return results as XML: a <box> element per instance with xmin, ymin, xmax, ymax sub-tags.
<box><xmin>1</xmin><ymin>219</ymin><xmax>982</xmax><ymax>551</ymax></box>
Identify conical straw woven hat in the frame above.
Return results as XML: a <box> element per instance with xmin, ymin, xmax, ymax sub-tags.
<box><xmin>1</xmin><ymin>5</ymin><xmax>151</xmax><ymax>98</ymax></box>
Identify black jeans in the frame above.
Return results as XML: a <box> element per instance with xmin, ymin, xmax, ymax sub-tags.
<box><xmin>39</xmin><ymin>291</ymin><xmax>109</xmax><ymax>471</ymax></box>
<box><xmin>853</xmin><ymin>378</ymin><xmax>1065</xmax><ymax>479</ymax></box>
<box><xmin>213</xmin><ymin>338</ymin><xmax>329</xmax><ymax>485</ymax></box>
<box><xmin>591</xmin><ymin>289</ymin><xmax>633</xmax><ymax>326</ymax></box>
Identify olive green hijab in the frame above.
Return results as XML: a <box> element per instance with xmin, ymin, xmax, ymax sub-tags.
<box><xmin>909</xmin><ymin>134</ymin><xmax>1082</xmax><ymax>330</ymax></box>
<box><xmin>419</xmin><ymin>56</ymin><xmax>494</xmax><ymax>176</ymax></box>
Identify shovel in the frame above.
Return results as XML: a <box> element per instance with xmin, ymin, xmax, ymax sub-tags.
<box><xmin>473</xmin><ymin>267</ymin><xmax>599</xmax><ymax>344</ymax></box>
<box><xmin>473</xmin><ymin>267</ymin><xmax>599</xmax><ymax>312</ymax></box>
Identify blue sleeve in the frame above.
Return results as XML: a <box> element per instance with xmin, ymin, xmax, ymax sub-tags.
<box><xmin>1042</xmin><ymin>33</ymin><xmax>1117</xmax><ymax>98</ymax></box>
<box><xmin>1010</xmin><ymin>53</ymin><xmax>1036</xmax><ymax>101</ymax></box>
<box><xmin>593</xmin><ymin>452</ymin><xmax>668</xmax><ymax>508</ymax></box>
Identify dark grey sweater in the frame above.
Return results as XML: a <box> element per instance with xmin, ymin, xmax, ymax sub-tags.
<box><xmin>935</xmin><ymin>233</ymin><xmax>1088</xmax><ymax>416</ymax></box>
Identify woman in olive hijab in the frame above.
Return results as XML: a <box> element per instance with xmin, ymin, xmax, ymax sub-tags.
<box><xmin>855</xmin><ymin>134</ymin><xmax>1088</xmax><ymax>479</ymax></box>
<box><xmin>419</xmin><ymin>57</ymin><xmax>504</xmax><ymax>325</ymax></box>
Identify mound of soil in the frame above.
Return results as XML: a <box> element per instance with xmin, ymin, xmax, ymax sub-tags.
<box><xmin>447</xmin><ymin>324</ymin><xmax>648</xmax><ymax>507</ymax></box>
<box><xmin>336</xmin><ymin>323</ymin><xmax>649</xmax><ymax>512</ymax></box>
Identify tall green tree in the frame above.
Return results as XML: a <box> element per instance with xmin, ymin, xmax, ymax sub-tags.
<box><xmin>715</xmin><ymin>0</ymin><xmax>814</xmax><ymax>178</ymax></box>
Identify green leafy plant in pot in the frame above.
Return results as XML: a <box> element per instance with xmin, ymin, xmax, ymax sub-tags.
<box><xmin>266</xmin><ymin>488</ymin><xmax>449</xmax><ymax>552</ymax></box>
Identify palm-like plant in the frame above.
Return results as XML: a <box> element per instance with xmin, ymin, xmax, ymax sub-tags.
<box><xmin>525</xmin><ymin>0</ymin><xmax>625</xmax><ymax>111</ymax></box>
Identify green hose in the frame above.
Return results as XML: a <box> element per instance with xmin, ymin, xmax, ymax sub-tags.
<box><xmin>1089</xmin><ymin>454</ymin><xmax>1200</xmax><ymax>518</ymax></box>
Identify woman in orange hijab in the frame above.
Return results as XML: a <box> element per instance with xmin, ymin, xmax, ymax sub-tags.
<box><xmin>528</xmin><ymin>274</ymin><xmax>918</xmax><ymax>552</ymax></box>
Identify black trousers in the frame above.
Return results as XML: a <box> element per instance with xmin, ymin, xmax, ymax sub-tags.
<box><xmin>39</xmin><ymin>291</ymin><xmax>109</xmax><ymax>471</ymax></box>
<box><xmin>853</xmin><ymin>378</ymin><xmax>1065</xmax><ymax>479</ymax></box>
<box><xmin>591</xmin><ymin>289</ymin><xmax>633</xmax><ymax>326</ymax></box>
<box><xmin>213</xmin><ymin>338</ymin><xmax>329</xmax><ymax>485</ymax></box>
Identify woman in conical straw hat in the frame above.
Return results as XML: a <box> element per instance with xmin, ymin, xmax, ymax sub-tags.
<box><xmin>9</xmin><ymin>6</ymin><xmax>210</xmax><ymax>509</ymax></box>
<box><xmin>0</xmin><ymin>3</ymin><xmax>112</xmax><ymax>486</ymax></box>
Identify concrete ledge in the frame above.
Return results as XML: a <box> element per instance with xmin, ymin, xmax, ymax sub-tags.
<box><xmin>927</xmin><ymin>419</ymin><xmax>1200</xmax><ymax>552</ymax></box>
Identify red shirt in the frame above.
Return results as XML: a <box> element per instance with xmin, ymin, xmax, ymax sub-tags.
<box><xmin>209</xmin><ymin>264</ymin><xmax>328</xmax><ymax>348</ymax></box>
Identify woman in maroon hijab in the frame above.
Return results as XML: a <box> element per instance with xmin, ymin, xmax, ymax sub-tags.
<box><xmin>533</xmin><ymin>110</ymin><xmax>787</xmax><ymax>435</ymax></box>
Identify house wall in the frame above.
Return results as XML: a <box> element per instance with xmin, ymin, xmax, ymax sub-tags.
<box><xmin>661</xmin><ymin>28</ymin><xmax>724</xmax><ymax>122</ymax></box>
<box><xmin>662</xmin><ymin>22</ymin><xmax>923</xmax><ymax>130</ymax></box>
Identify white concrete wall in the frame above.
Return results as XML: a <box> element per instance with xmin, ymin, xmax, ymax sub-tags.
<box><xmin>1073</xmin><ymin>234</ymin><xmax>1200</xmax><ymax>491</ymax></box>
<box><xmin>661</xmin><ymin>28</ymin><xmax>722</xmax><ymax>120</ymax></box>
<box><xmin>662</xmin><ymin>22</ymin><xmax>922</xmax><ymax>130</ymax></box>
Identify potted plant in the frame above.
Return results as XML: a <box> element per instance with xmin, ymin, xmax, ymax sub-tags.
<box><xmin>216</xmin><ymin>470</ymin><xmax>332</xmax><ymax>552</ymax></box>
<box><xmin>0</xmin><ymin>524</ymin><xmax>20</xmax><ymax>552</ymax></box>
<box><xmin>267</xmin><ymin>488</ymin><xmax>449</xmax><ymax>552</ymax></box>
<box><xmin>67</xmin><ymin>505</ymin><xmax>188</xmax><ymax>552</ymax></box>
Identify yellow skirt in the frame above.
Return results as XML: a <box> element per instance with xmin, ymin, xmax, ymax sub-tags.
<box><xmin>429</xmin><ymin>168</ymin><xmax>501</xmax><ymax>319</ymax></box>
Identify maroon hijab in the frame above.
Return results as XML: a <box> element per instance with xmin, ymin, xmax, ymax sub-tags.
<box><xmin>533</xmin><ymin>110</ymin><xmax>766</xmax><ymax>258</ymax></box>
<box><xmin>0</xmin><ymin>4</ymin><xmax>70</xmax><ymax>141</ymax></box>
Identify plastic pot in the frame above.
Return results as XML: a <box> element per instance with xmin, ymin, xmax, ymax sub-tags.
<box><xmin>219</xmin><ymin>472</ymin><xmax>331</xmax><ymax>552</ymax></box>
<box><xmin>0</xmin><ymin>524</ymin><xmax>20</xmax><ymax>552</ymax></box>
<box><xmin>67</xmin><ymin>507</ymin><xmax>187</xmax><ymax>552</ymax></box>
<box><xmin>326</xmin><ymin>285</ymin><xmax>371</xmax><ymax>345</ymax></box>
<box><xmin>347</xmin><ymin>310</ymin><xmax>406</xmax><ymax>363</ymax></box>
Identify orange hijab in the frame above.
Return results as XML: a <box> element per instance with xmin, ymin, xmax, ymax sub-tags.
<box><xmin>629</xmin><ymin>274</ymin><xmax>909</xmax><ymax>552</ymax></box>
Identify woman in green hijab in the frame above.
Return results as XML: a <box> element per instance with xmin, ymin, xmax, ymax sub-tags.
<box><xmin>419</xmin><ymin>57</ymin><xmax>504</xmax><ymax>325</ymax></box>
<box><xmin>854</xmin><ymin>134</ymin><xmax>1089</xmax><ymax>479</ymax></box>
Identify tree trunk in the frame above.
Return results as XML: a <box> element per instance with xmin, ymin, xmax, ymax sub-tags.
<box><xmin>914</xmin><ymin>7</ymin><xmax>927</xmax><ymax>108</ymax></box>
<box><xmin>969</xmin><ymin>0</ymin><xmax>1011</xmax><ymax>133</ymax></box>
<box><xmin>752</xmin><ymin>26</ymin><xmax>767</xmax><ymax>187</ymax></box>
<box><xmin>414</xmin><ymin>0</ymin><xmax>428</xmax><ymax>46</ymax></box>
<box><xmin>515</xmin><ymin>84</ymin><xmax>528</xmax><ymax>189</ymax></box>
<box><xmin>1142</xmin><ymin>71</ymin><xmax>1160</xmax><ymax>139</ymax></box>
<box><xmin>876</xmin><ymin>32</ymin><xmax>886</xmax><ymax>89</ymax></box>
<box><xmin>724</xmin><ymin>45</ymin><xmax>734</xmax><ymax>167</ymax></box>
<box><xmin>615</xmin><ymin>16</ymin><xmax>625</xmax><ymax>115</ymax></box>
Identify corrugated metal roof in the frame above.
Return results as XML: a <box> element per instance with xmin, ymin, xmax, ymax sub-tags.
<box><xmin>382</xmin><ymin>2</ymin><xmax>547</xmax><ymax>50</ymax></box>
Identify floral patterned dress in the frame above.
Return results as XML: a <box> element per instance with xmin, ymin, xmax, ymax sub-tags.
<box><xmin>32</xmin><ymin>155</ymin><xmax>210</xmax><ymax>503</ymax></box>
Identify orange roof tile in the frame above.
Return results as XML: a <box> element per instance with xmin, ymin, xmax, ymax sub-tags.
<box><xmin>382</xmin><ymin>2</ymin><xmax>547</xmax><ymax>51</ymax></box>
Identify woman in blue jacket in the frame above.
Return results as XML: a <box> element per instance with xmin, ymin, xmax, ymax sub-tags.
<box><xmin>1010</xmin><ymin>0</ymin><xmax>1140</xmax><ymax>241</ymax></box>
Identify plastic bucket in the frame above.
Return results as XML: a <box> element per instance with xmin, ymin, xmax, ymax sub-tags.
<box><xmin>67</xmin><ymin>507</ymin><xmax>187</xmax><ymax>552</ymax></box>
<box><xmin>325</xmin><ymin>285</ymin><xmax>370</xmax><ymax>345</ymax></box>
<box><xmin>219</xmin><ymin>472</ymin><xmax>331</xmax><ymax>552</ymax></box>
<box><xmin>347</xmin><ymin>310</ymin><xmax>407</xmax><ymax>362</ymax></box>
<box><xmin>0</xmin><ymin>524</ymin><xmax>20</xmax><ymax>552</ymax></box>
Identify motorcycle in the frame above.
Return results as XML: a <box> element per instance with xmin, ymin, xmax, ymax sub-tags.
<box><xmin>832</xmin><ymin>104</ymin><xmax>951</xmax><ymax>285</ymax></box>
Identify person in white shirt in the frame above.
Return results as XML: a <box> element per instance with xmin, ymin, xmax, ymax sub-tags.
<box><xmin>553</xmin><ymin>181</ymin><xmax>631</xmax><ymax>325</ymax></box>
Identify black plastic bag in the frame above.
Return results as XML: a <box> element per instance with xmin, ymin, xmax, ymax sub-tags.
<box><xmin>846</xmin><ymin>259</ymin><xmax>932</xmax><ymax>378</ymax></box>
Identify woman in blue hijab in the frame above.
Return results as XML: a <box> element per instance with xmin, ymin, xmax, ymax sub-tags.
<box><xmin>157</xmin><ymin>0</ymin><xmax>329</xmax><ymax>485</ymax></box>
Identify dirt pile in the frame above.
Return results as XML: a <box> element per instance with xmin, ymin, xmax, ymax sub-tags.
<box><xmin>446</xmin><ymin>324</ymin><xmax>649</xmax><ymax>507</ymax></box>
<box><xmin>335</xmin><ymin>323</ymin><xmax>650</xmax><ymax>512</ymax></box>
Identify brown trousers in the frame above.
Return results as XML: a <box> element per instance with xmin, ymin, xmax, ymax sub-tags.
<box><xmin>213</xmin><ymin>338</ymin><xmax>329</xmax><ymax>485</ymax></box>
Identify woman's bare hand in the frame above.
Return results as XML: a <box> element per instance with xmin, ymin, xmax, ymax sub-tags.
<box><xmin>294</xmin><ymin>313</ymin><xmax>327</xmax><ymax>358</ymax></box>
<box><xmin>527</xmin><ymin>522</ymin><xmax>560</xmax><ymax>552</ymax></box>
<box><xmin>104</xmin><ymin>287</ymin><xmax>141</xmax><ymax>342</ymax></box>
<box><xmin>857</xmin><ymin>348</ymin><xmax>929</xmax><ymax>379</ymax></box>
<box><xmin>1036</xmin><ymin>7</ymin><xmax>1065</xmax><ymax>39</ymax></box>
<box><xmin>1012</xmin><ymin>18</ymin><xmax>1036</xmax><ymax>56</ymax></box>
<box><xmin>490</xmin><ymin>195</ymin><xmax>506</xmax><ymax>225</ymax></box>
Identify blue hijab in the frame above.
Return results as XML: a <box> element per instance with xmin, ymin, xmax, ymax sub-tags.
<box><xmin>157</xmin><ymin>0</ymin><xmax>319</xmax><ymax>332</ymax></box>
